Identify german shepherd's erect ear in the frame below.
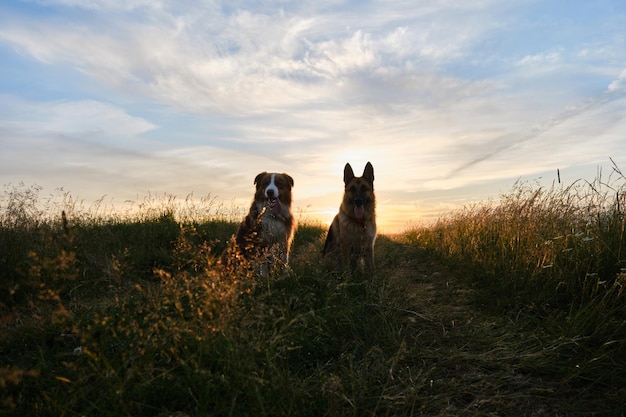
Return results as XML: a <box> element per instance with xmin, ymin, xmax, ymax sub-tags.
<box><xmin>344</xmin><ymin>163</ymin><xmax>355</xmax><ymax>184</ymax></box>
<box><xmin>344</xmin><ymin>162</ymin><xmax>374</xmax><ymax>188</ymax></box>
<box><xmin>362</xmin><ymin>162</ymin><xmax>374</xmax><ymax>188</ymax></box>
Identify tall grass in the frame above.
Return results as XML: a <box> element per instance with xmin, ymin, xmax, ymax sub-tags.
<box><xmin>406</xmin><ymin>165</ymin><xmax>626</xmax><ymax>400</ymax></box>
<box><xmin>0</xmin><ymin>184</ymin><xmax>428</xmax><ymax>416</ymax></box>
<box><xmin>407</xmin><ymin>168</ymin><xmax>625</xmax><ymax>309</ymax></box>
<box><xmin>2</xmin><ymin>174</ymin><xmax>626</xmax><ymax>416</ymax></box>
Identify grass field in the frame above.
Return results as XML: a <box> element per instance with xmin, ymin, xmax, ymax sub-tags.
<box><xmin>1</xmin><ymin>173</ymin><xmax>625</xmax><ymax>416</ymax></box>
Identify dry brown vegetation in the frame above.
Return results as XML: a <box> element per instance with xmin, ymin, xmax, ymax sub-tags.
<box><xmin>1</xmin><ymin>171</ymin><xmax>625</xmax><ymax>416</ymax></box>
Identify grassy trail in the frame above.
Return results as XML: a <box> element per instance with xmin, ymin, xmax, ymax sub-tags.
<box><xmin>375</xmin><ymin>236</ymin><xmax>612</xmax><ymax>416</ymax></box>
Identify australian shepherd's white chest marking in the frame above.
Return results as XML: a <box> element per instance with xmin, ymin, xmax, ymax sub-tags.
<box><xmin>223</xmin><ymin>172</ymin><xmax>296</xmax><ymax>276</ymax></box>
<box><xmin>323</xmin><ymin>162</ymin><xmax>377</xmax><ymax>274</ymax></box>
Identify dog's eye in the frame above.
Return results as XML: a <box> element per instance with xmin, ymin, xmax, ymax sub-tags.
<box><xmin>360</xmin><ymin>185</ymin><xmax>368</xmax><ymax>193</ymax></box>
<box><xmin>348</xmin><ymin>185</ymin><xmax>356</xmax><ymax>192</ymax></box>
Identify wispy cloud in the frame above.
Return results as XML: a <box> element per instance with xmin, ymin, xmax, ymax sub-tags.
<box><xmin>442</xmin><ymin>73</ymin><xmax>626</xmax><ymax>184</ymax></box>
<box><xmin>516</xmin><ymin>51</ymin><xmax>562</xmax><ymax>66</ymax></box>
<box><xmin>0</xmin><ymin>0</ymin><xmax>504</xmax><ymax>115</ymax></box>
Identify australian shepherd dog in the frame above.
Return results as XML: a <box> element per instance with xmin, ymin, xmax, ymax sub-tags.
<box><xmin>323</xmin><ymin>162</ymin><xmax>377</xmax><ymax>273</ymax></box>
<box><xmin>223</xmin><ymin>172</ymin><xmax>296</xmax><ymax>277</ymax></box>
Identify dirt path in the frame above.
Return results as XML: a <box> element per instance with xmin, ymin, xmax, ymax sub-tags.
<box><xmin>378</xmin><ymin>236</ymin><xmax>581</xmax><ymax>417</ymax></box>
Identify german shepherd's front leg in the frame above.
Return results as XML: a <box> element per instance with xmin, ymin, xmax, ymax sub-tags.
<box><xmin>364</xmin><ymin>243</ymin><xmax>375</xmax><ymax>271</ymax></box>
<box><xmin>340</xmin><ymin>241</ymin><xmax>353</xmax><ymax>274</ymax></box>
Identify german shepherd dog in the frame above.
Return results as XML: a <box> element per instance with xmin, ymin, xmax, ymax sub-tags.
<box><xmin>323</xmin><ymin>162</ymin><xmax>377</xmax><ymax>273</ymax></box>
<box><xmin>222</xmin><ymin>172</ymin><xmax>296</xmax><ymax>277</ymax></box>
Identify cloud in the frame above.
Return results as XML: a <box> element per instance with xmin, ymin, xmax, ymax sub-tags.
<box><xmin>34</xmin><ymin>0</ymin><xmax>162</xmax><ymax>11</ymax></box>
<box><xmin>0</xmin><ymin>97</ymin><xmax>155</xmax><ymax>144</ymax></box>
<box><xmin>304</xmin><ymin>30</ymin><xmax>379</xmax><ymax>78</ymax></box>
<box><xmin>608</xmin><ymin>69</ymin><xmax>626</xmax><ymax>92</ymax></box>
<box><xmin>437</xmin><ymin>88</ymin><xmax>626</xmax><ymax>188</ymax></box>
<box><xmin>0</xmin><ymin>0</ymin><xmax>508</xmax><ymax>117</ymax></box>
<box><xmin>516</xmin><ymin>51</ymin><xmax>561</xmax><ymax>66</ymax></box>
<box><xmin>0</xmin><ymin>98</ymin><xmax>158</xmax><ymax>190</ymax></box>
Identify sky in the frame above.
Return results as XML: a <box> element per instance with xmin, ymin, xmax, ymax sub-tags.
<box><xmin>1</xmin><ymin>0</ymin><xmax>625</xmax><ymax>233</ymax></box>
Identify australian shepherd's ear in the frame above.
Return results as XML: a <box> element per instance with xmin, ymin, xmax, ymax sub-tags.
<box><xmin>323</xmin><ymin>162</ymin><xmax>377</xmax><ymax>274</ymax></box>
<box><xmin>222</xmin><ymin>172</ymin><xmax>296</xmax><ymax>277</ymax></box>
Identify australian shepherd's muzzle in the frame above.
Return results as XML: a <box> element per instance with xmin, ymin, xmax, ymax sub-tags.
<box><xmin>323</xmin><ymin>162</ymin><xmax>377</xmax><ymax>273</ymax></box>
<box><xmin>223</xmin><ymin>172</ymin><xmax>296</xmax><ymax>277</ymax></box>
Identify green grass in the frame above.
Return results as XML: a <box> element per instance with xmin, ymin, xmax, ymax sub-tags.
<box><xmin>1</xmin><ymin>174</ymin><xmax>626</xmax><ymax>416</ymax></box>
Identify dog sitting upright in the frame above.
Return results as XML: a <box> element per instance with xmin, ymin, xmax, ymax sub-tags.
<box><xmin>323</xmin><ymin>162</ymin><xmax>377</xmax><ymax>273</ymax></box>
<box><xmin>223</xmin><ymin>172</ymin><xmax>296</xmax><ymax>277</ymax></box>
